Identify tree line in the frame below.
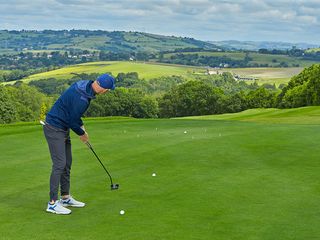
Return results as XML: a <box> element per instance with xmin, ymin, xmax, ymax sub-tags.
<box><xmin>1</xmin><ymin>64</ymin><xmax>319</xmax><ymax>124</ymax></box>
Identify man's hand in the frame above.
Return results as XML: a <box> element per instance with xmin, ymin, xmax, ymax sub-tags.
<box><xmin>80</xmin><ymin>132</ymin><xmax>89</xmax><ymax>143</ymax></box>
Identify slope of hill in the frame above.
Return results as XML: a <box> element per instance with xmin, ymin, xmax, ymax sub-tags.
<box><xmin>3</xmin><ymin>61</ymin><xmax>205</xmax><ymax>84</ymax></box>
<box><xmin>0</xmin><ymin>30</ymin><xmax>221</xmax><ymax>54</ymax></box>
<box><xmin>164</xmin><ymin>51</ymin><xmax>318</xmax><ymax>67</ymax></box>
<box><xmin>305</xmin><ymin>48</ymin><xmax>320</xmax><ymax>53</ymax></box>
<box><xmin>180</xmin><ymin>106</ymin><xmax>320</xmax><ymax>124</ymax></box>
<box><xmin>1</xmin><ymin>61</ymin><xmax>302</xmax><ymax>86</ymax></box>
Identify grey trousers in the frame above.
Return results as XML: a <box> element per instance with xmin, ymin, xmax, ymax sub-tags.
<box><xmin>43</xmin><ymin>124</ymin><xmax>72</xmax><ymax>201</ymax></box>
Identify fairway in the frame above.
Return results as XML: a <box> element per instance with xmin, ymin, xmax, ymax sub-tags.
<box><xmin>181</xmin><ymin>106</ymin><xmax>320</xmax><ymax>124</ymax></box>
<box><xmin>1</xmin><ymin>111</ymin><xmax>320</xmax><ymax>239</ymax></box>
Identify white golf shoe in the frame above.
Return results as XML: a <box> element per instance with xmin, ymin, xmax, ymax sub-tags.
<box><xmin>46</xmin><ymin>201</ymin><xmax>71</xmax><ymax>215</ymax></box>
<box><xmin>60</xmin><ymin>196</ymin><xmax>85</xmax><ymax>208</ymax></box>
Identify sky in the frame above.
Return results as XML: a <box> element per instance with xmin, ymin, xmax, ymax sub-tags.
<box><xmin>0</xmin><ymin>0</ymin><xmax>319</xmax><ymax>44</ymax></box>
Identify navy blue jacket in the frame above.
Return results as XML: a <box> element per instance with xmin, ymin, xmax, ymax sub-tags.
<box><xmin>46</xmin><ymin>80</ymin><xmax>96</xmax><ymax>136</ymax></box>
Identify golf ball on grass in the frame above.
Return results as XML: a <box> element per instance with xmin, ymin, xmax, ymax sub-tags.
<box><xmin>120</xmin><ymin>210</ymin><xmax>125</xmax><ymax>215</ymax></box>
<box><xmin>152</xmin><ymin>173</ymin><xmax>156</xmax><ymax>177</ymax></box>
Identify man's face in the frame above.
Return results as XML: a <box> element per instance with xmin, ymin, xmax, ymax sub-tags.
<box><xmin>94</xmin><ymin>81</ymin><xmax>110</xmax><ymax>94</ymax></box>
<box><xmin>97</xmin><ymin>88</ymin><xmax>109</xmax><ymax>95</ymax></box>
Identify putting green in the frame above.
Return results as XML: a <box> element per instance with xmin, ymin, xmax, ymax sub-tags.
<box><xmin>1</xmin><ymin>109</ymin><xmax>320</xmax><ymax>239</ymax></box>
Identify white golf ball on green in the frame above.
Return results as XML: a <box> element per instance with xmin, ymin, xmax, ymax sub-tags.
<box><xmin>120</xmin><ymin>210</ymin><xmax>125</xmax><ymax>215</ymax></box>
<box><xmin>152</xmin><ymin>173</ymin><xmax>156</xmax><ymax>177</ymax></box>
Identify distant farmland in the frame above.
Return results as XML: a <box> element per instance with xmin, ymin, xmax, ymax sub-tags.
<box><xmin>7</xmin><ymin>61</ymin><xmax>205</xmax><ymax>84</ymax></box>
<box><xmin>2</xmin><ymin>61</ymin><xmax>305</xmax><ymax>87</ymax></box>
<box><xmin>163</xmin><ymin>51</ymin><xmax>319</xmax><ymax>68</ymax></box>
<box><xmin>224</xmin><ymin>67</ymin><xmax>303</xmax><ymax>86</ymax></box>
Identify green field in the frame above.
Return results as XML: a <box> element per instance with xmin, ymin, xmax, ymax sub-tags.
<box><xmin>1</xmin><ymin>60</ymin><xmax>305</xmax><ymax>87</ymax></box>
<box><xmin>180</xmin><ymin>106</ymin><xmax>320</xmax><ymax>124</ymax></box>
<box><xmin>1</xmin><ymin>107</ymin><xmax>320</xmax><ymax>239</ymax></box>
<box><xmin>4</xmin><ymin>61</ymin><xmax>205</xmax><ymax>84</ymax></box>
<box><xmin>163</xmin><ymin>51</ymin><xmax>319</xmax><ymax>67</ymax></box>
<box><xmin>305</xmin><ymin>48</ymin><xmax>320</xmax><ymax>53</ymax></box>
<box><xmin>163</xmin><ymin>51</ymin><xmax>317</xmax><ymax>85</ymax></box>
<box><xmin>225</xmin><ymin>67</ymin><xmax>303</xmax><ymax>86</ymax></box>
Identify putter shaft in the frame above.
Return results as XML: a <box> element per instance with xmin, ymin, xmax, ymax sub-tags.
<box><xmin>86</xmin><ymin>142</ymin><xmax>114</xmax><ymax>185</ymax></box>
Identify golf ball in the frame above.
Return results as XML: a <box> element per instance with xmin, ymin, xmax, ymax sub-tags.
<box><xmin>152</xmin><ymin>173</ymin><xmax>156</xmax><ymax>177</ymax></box>
<box><xmin>184</xmin><ymin>131</ymin><xmax>187</xmax><ymax>134</ymax></box>
<box><xmin>120</xmin><ymin>210</ymin><xmax>125</xmax><ymax>215</ymax></box>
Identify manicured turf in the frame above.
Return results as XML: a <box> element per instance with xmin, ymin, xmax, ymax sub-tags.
<box><xmin>1</xmin><ymin>108</ymin><xmax>320</xmax><ymax>239</ymax></box>
<box><xmin>181</xmin><ymin>106</ymin><xmax>320</xmax><ymax>124</ymax></box>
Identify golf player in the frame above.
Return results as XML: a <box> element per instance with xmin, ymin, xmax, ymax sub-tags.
<box><xmin>43</xmin><ymin>73</ymin><xmax>115</xmax><ymax>214</ymax></box>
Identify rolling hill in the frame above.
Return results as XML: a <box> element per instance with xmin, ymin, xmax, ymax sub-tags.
<box><xmin>1</xmin><ymin>61</ymin><xmax>303</xmax><ymax>86</ymax></box>
<box><xmin>211</xmin><ymin>40</ymin><xmax>318</xmax><ymax>51</ymax></box>
<box><xmin>180</xmin><ymin>106</ymin><xmax>320</xmax><ymax>124</ymax></box>
<box><xmin>0</xmin><ymin>30</ymin><xmax>221</xmax><ymax>54</ymax></box>
<box><xmin>12</xmin><ymin>61</ymin><xmax>205</xmax><ymax>84</ymax></box>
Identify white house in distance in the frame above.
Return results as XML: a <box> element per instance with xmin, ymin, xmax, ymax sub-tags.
<box><xmin>206</xmin><ymin>67</ymin><xmax>259</xmax><ymax>81</ymax></box>
<box><xmin>206</xmin><ymin>67</ymin><xmax>222</xmax><ymax>75</ymax></box>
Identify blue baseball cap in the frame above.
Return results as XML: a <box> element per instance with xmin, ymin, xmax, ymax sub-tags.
<box><xmin>97</xmin><ymin>74</ymin><xmax>115</xmax><ymax>90</ymax></box>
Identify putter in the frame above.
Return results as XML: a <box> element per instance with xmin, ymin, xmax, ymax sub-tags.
<box><xmin>86</xmin><ymin>142</ymin><xmax>119</xmax><ymax>190</ymax></box>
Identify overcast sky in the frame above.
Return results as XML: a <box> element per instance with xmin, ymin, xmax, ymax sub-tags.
<box><xmin>0</xmin><ymin>0</ymin><xmax>319</xmax><ymax>44</ymax></box>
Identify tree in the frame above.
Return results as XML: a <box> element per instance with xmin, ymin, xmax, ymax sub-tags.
<box><xmin>86</xmin><ymin>88</ymin><xmax>159</xmax><ymax>118</ymax></box>
<box><xmin>246</xmin><ymin>88</ymin><xmax>277</xmax><ymax>108</ymax></box>
<box><xmin>277</xmin><ymin>64</ymin><xmax>320</xmax><ymax>108</ymax></box>
<box><xmin>0</xmin><ymin>86</ymin><xmax>17</xmax><ymax>123</ymax></box>
<box><xmin>223</xmin><ymin>91</ymin><xmax>247</xmax><ymax>113</ymax></box>
<box><xmin>135</xmin><ymin>96</ymin><xmax>159</xmax><ymax>118</ymax></box>
<box><xmin>159</xmin><ymin>81</ymin><xmax>224</xmax><ymax>117</ymax></box>
<box><xmin>6</xmin><ymin>83</ymin><xmax>49</xmax><ymax>122</ymax></box>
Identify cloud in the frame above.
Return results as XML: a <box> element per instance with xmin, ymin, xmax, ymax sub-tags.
<box><xmin>0</xmin><ymin>0</ymin><xmax>319</xmax><ymax>44</ymax></box>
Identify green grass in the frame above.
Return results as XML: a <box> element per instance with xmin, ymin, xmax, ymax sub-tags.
<box><xmin>163</xmin><ymin>51</ymin><xmax>319</xmax><ymax>67</ymax></box>
<box><xmin>1</xmin><ymin>107</ymin><xmax>320</xmax><ymax>239</ymax></box>
<box><xmin>162</xmin><ymin>51</ymin><xmax>316</xmax><ymax>85</ymax></box>
<box><xmin>3</xmin><ymin>61</ymin><xmax>205</xmax><ymax>85</ymax></box>
<box><xmin>180</xmin><ymin>106</ymin><xmax>320</xmax><ymax>124</ymax></box>
<box><xmin>305</xmin><ymin>48</ymin><xmax>320</xmax><ymax>53</ymax></box>
<box><xmin>225</xmin><ymin>67</ymin><xmax>303</xmax><ymax>86</ymax></box>
<box><xmin>1</xmin><ymin>60</ymin><xmax>303</xmax><ymax>87</ymax></box>
<box><xmin>0</xmin><ymin>70</ymin><xmax>10</xmax><ymax>74</ymax></box>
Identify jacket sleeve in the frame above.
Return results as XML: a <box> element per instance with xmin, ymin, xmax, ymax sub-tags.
<box><xmin>69</xmin><ymin>96</ymin><xmax>89</xmax><ymax>136</ymax></box>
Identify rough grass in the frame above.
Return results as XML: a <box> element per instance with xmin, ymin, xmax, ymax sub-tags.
<box><xmin>1</xmin><ymin>107</ymin><xmax>320</xmax><ymax>239</ymax></box>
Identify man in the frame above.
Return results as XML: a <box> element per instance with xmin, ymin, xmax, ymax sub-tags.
<box><xmin>43</xmin><ymin>73</ymin><xmax>115</xmax><ymax>215</ymax></box>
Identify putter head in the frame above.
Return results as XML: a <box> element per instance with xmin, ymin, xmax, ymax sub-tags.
<box><xmin>111</xmin><ymin>183</ymin><xmax>119</xmax><ymax>190</ymax></box>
